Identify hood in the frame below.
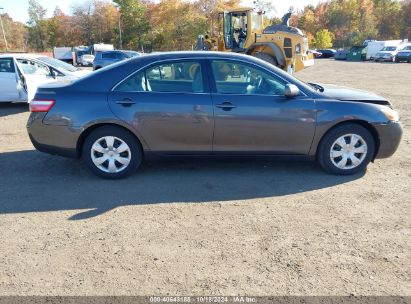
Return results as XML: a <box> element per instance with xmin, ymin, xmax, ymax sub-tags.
<box><xmin>315</xmin><ymin>83</ymin><xmax>391</xmax><ymax>106</ymax></box>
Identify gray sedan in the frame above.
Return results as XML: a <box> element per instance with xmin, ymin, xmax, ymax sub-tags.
<box><xmin>27</xmin><ymin>52</ymin><xmax>402</xmax><ymax>179</ymax></box>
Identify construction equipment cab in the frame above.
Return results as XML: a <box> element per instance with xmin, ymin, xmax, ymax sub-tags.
<box><xmin>198</xmin><ymin>8</ymin><xmax>314</xmax><ymax>73</ymax></box>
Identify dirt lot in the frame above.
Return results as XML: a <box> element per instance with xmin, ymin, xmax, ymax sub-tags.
<box><xmin>0</xmin><ymin>59</ymin><xmax>410</xmax><ymax>296</ymax></box>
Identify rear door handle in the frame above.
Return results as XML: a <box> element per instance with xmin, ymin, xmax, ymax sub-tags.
<box><xmin>115</xmin><ymin>98</ymin><xmax>136</xmax><ymax>106</ymax></box>
<box><xmin>216</xmin><ymin>101</ymin><xmax>237</xmax><ymax>111</ymax></box>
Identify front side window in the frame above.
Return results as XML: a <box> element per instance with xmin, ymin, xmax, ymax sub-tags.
<box><xmin>0</xmin><ymin>58</ymin><xmax>15</xmax><ymax>73</ymax></box>
<box><xmin>211</xmin><ymin>60</ymin><xmax>286</xmax><ymax>95</ymax></box>
<box><xmin>17</xmin><ymin>59</ymin><xmax>50</xmax><ymax>76</ymax></box>
<box><xmin>116</xmin><ymin>61</ymin><xmax>203</xmax><ymax>93</ymax></box>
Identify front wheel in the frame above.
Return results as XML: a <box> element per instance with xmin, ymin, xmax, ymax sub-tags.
<box><xmin>82</xmin><ymin>126</ymin><xmax>143</xmax><ymax>179</ymax></box>
<box><xmin>252</xmin><ymin>52</ymin><xmax>279</xmax><ymax>67</ymax></box>
<box><xmin>317</xmin><ymin>123</ymin><xmax>375</xmax><ymax>175</ymax></box>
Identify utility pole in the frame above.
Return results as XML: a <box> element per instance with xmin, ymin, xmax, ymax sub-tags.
<box><xmin>0</xmin><ymin>7</ymin><xmax>9</xmax><ymax>52</ymax></box>
<box><xmin>114</xmin><ymin>3</ymin><xmax>122</xmax><ymax>49</ymax></box>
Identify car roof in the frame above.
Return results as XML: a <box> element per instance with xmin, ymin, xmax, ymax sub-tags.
<box><xmin>134</xmin><ymin>51</ymin><xmax>255</xmax><ymax>61</ymax></box>
<box><xmin>0</xmin><ymin>53</ymin><xmax>45</xmax><ymax>59</ymax></box>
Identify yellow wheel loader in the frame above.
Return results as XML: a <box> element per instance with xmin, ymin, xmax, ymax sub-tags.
<box><xmin>197</xmin><ymin>9</ymin><xmax>314</xmax><ymax>73</ymax></box>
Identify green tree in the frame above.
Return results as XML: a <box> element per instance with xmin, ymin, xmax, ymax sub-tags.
<box><xmin>27</xmin><ymin>0</ymin><xmax>49</xmax><ymax>51</ymax></box>
<box><xmin>314</xmin><ymin>29</ymin><xmax>334</xmax><ymax>48</ymax></box>
<box><xmin>113</xmin><ymin>0</ymin><xmax>150</xmax><ymax>50</ymax></box>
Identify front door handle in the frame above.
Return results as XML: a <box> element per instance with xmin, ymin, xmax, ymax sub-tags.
<box><xmin>216</xmin><ymin>101</ymin><xmax>237</xmax><ymax>111</ymax></box>
<box><xmin>115</xmin><ymin>98</ymin><xmax>136</xmax><ymax>106</ymax></box>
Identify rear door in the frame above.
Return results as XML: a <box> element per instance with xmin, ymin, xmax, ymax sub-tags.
<box><xmin>209</xmin><ymin>59</ymin><xmax>316</xmax><ymax>154</ymax></box>
<box><xmin>108</xmin><ymin>59</ymin><xmax>214</xmax><ymax>153</ymax></box>
<box><xmin>0</xmin><ymin>57</ymin><xmax>20</xmax><ymax>102</ymax></box>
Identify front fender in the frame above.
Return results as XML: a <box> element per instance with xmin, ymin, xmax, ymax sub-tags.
<box><xmin>246</xmin><ymin>43</ymin><xmax>286</xmax><ymax>67</ymax></box>
<box><xmin>309</xmin><ymin>99</ymin><xmax>390</xmax><ymax>156</ymax></box>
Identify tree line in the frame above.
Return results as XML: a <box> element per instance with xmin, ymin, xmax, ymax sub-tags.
<box><xmin>290</xmin><ymin>0</ymin><xmax>411</xmax><ymax>48</ymax></box>
<box><xmin>0</xmin><ymin>0</ymin><xmax>410</xmax><ymax>52</ymax></box>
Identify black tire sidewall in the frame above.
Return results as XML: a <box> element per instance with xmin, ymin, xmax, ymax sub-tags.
<box><xmin>318</xmin><ymin>124</ymin><xmax>375</xmax><ymax>175</ymax></box>
<box><xmin>82</xmin><ymin>126</ymin><xmax>142</xmax><ymax>179</ymax></box>
<box><xmin>253</xmin><ymin>52</ymin><xmax>278</xmax><ymax>66</ymax></box>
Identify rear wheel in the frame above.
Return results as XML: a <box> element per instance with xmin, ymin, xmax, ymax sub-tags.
<box><xmin>253</xmin><ymin>52</ymin><xmax>278</xmax><ymax>67</ymax></box>
<box><xmin>82</xmin><ymin>126</ymin><xmax>142</xmax><ymax>179</ymax></box>
<box><xmin>317</xmin><ymin>123</ymin><xmax>375</xmax><ymax>175</ymax></box>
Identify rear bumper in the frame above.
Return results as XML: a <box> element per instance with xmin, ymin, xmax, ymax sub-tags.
<box><xmin>27</xmin><ymin>113</ymin><xmax>81</xmax><ymax>158</ymax></box>
<box><xmin>373</xmin><ymin>121</ymin><xmax>403</xmax><ymax>159</ymax></box>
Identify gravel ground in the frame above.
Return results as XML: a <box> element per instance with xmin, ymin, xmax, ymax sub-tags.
<box><xmin>0</xmin><ymin>59</ymin><xmax>410</xmax><ymax>296</ymax></box>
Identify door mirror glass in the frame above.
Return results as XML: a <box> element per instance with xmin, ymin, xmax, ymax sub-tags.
<box><xmin>284</xmin><ymin>84</ymin><xmax>300</xmax><ymax>98</ymax></box>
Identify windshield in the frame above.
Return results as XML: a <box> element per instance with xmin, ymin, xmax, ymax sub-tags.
<box><xmin>381</xmin><ymin>46</ymin><xmax>396</xmax><ymax>51</ymax></box>
<box><xmin>38</xmin><ymin>57</ymin><xmax>78</xmax><ymax>72</ymax></box>
<box><xmin>402</xmin><ymin>46</ymin><xmax>411</xmax><ymax>51</ymax></box>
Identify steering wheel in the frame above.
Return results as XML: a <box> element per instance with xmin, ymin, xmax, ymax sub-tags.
<box><xmin>255</xmin><ymin>75</ymin><xmax>263</xmax><ymax>93</ymax></box>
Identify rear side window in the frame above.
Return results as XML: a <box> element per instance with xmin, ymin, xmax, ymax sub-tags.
<box><xmin>102</xmin><ymin>52</ymin><xmax>116</xmax><ymax>59</ymax></box>
<box><xmin>116</xmin><ymin>61</ymin><xmax>204</xmax><ymax>93</ymax></box>
<box><xmin>0</xmin><ymin>58</ymin><xmax>15</xmax><ymax>73</ymax></box>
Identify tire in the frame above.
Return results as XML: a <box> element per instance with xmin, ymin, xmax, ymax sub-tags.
<box><xmin>253</xmin><ymin>52</ymin><xmax>278</xmax><ymax>67</ymax></box>
<box><xmin>82</xmin><ymin>126</ymin><xmax>143</xmax><ymax>179</ymax></box>
<box><xmin>317</xmin><ymin>123</ymin><xmax>375</xmax><ymax>175</ymax></box>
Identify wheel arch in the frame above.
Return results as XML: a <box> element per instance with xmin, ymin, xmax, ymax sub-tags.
<box><xmin>76</xmin><ymin>122</ymin><xmax>146</xmax><ymax>157</ymax></box>
<box><xmin>314</xmin><ymin>119</ymin><xmax>380</xmax><ymax>161</ymax></box>
<box><xmin>246</xmin><ymin>43</ymin><xmax>286</xmax><ymax>67</ymax></box>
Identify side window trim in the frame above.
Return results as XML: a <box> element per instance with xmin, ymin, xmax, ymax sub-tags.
<box><xmin>113</xmin><ymin>58</ymin><xmax>211</xmax><ymax>94</ymax></box>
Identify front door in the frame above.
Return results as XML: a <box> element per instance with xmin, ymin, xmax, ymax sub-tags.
<box><xmin>108</xmin><ymin>59</ymin><xmax>214</xmax><ymax>153</ymax></box>
<box><xmin>0</xmin><ymin>57</ymin><xmax>20</xmax><ymax>102</ymax></box>
<box><xmin>16</xmin><ymin>58</ymin><xmax>57</xmax><ymax>102</ymax></box>
<box><xmin>209</xmin><ymin>59</ymin><xmax>317</xmax><ymax>154</ymax></box>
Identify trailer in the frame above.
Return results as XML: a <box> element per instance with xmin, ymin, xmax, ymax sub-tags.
<box><xmin>53</xmin><ymin>47</ymin><xmax>73</xmax><ymax>64</ymax></box>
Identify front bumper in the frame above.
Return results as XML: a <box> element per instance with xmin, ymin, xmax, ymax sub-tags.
<box><xmin>373</xmin><ymin>121</ymin><xmax>403</xmax><ymax>159</ymax></box>
<box><xmin>375</xmin><ymin>56</ymin><xmax>394</xmax><ymax>62</ymax></box>
<box><xmin>396</xmin><ymin>56</ymin><xmax>411</xmax><ymax>62</ymax></box>
<box><xmin>27</xmin><ymin>113</ymin><xmax>81</xmax><ymax>158</ymax></box>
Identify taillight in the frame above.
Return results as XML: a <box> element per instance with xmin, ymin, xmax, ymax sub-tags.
<box><xmin>29</xmin><ymin>100</ymin><xmax>55</xmax><ymax>112</ymax></box>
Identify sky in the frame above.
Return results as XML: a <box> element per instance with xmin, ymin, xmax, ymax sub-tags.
<box><xmin>0</xmin><ymin>0</ymin><xmax>322</xmax><ymax>24</ymax></box>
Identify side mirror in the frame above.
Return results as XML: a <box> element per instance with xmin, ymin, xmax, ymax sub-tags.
<box><xmin>284</xmin><ymin>84</ymin><xmax>300</xmax><ymax>98</ymax></box>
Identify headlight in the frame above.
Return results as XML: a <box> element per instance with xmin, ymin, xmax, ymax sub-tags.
<box><xmin>381</xmin><ymin>108</ymin><xmax>400</xmax><ymax>122</ymax></box>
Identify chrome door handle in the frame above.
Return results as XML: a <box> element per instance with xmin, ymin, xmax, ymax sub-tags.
<box><xmin>216</xmin><ymin>102</ymin><xmax>237</xmax><ymax>111</ymax></box>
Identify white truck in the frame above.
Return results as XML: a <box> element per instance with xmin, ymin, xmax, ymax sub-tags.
<box><xmin>53</xmin><ymin>47</ymin><xmax>74</xmax><ymax>64</ymax></box>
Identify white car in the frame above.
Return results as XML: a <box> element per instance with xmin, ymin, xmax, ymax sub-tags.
<box><xmin>374</xmin><ymin>46</ymin><xmax>403</xmax><ymax>62</ymax></box>
<box><xmin>0</xmin><ymin>53</ymin><xmax>91</xmax><ymax>103</ymax></box>
<box><xmin>79</xmin><ymin>54</ymin><xmax>95</xmax><ymax>66</ymax></box>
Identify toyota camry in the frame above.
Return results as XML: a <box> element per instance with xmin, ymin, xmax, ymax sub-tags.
<box><xmin>27</xmin><ymin>52</ymin><xmax>402</xmax><ymax>179</ymax></box>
